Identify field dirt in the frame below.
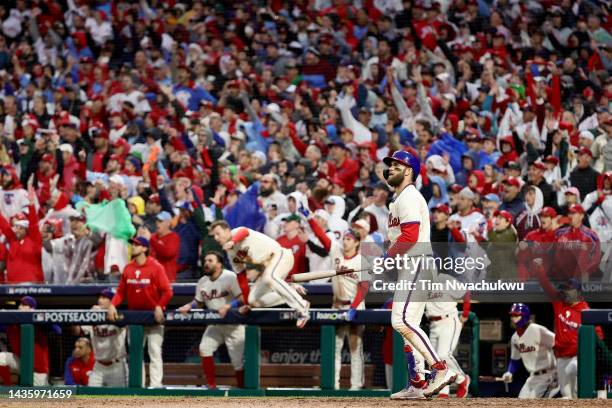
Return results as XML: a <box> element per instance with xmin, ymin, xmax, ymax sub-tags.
<box><xmin>0</xmin><ymin>397</ymin><xmax>610</xmax><ymax>408</ymax></box>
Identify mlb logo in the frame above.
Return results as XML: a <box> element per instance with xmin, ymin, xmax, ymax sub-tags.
<box><xmin>33</xmin><ymin>313</ymin><xmax>44</xmax><ymax>322</ymax></box>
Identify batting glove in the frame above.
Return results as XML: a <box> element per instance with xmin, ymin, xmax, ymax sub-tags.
<box><xmin>346</xmin><ymin>308</ymin><xmax>357</xmax><ymax>322</ymax></box>
<box><xmin>501</xmin><ymin>372</ymin><xmax>513</xmax><ymax>384</ymax></box>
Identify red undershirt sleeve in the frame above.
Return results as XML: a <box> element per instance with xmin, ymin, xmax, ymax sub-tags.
<box><xmin>232</xmin><ymin>228</ymin><xmax>249</xmax><ymax>244</ymax></box>
<box><xmin>308</xmin><ymin>218</ymin><xmax>331</xmax><ymax>252</ymax></box>
<box><xmin>236</xmin><ymin>270</ymin><xmax>250</xmax><ymax>305</ymax></box>
<box><xmin>387</xmin><ymin>222</ymin><xmax>419</xmax><ymax>257</ymax></box>
<box><xmin>350</xmin><ymin>281</ymin><xmax>370</xmax><ymax>309</ymax></box>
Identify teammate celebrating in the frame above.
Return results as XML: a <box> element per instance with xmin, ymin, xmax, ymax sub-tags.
<box><xmin>305</xmin><ymin>208</ymin><xmax>370</xmax><ymax>390</ymax></box>
<box><xmin>210</xmin><ymin>220</ymin><xmax>310</xmax><ymax>328</ymax></box>
<box><xmin>534</xmin><ymin>274</ymin><xmax>604</xmax><ymax>398</ymax></box>
<box><xmin>178</xmin><ymin>251</ymin><xmax>246</xmax><ymax>389</ymax></box>
<box><xmin>77</xmin><ymin>289</ymin><xmax>128</xmax><ymax>387</ymax></box>
<box><xmin>502</xmin><ymin>303</ymin><xmax>559</xmax><ymax>398</ymax></box>
<box><xmin>382</xmin><ymin>151</ymin><xmax>456</xmax><ymax>399</ymax></box>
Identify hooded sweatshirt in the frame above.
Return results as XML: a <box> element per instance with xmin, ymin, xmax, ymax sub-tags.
<box><xmin>515</xmin><ymin>186</ymin><xmax>544</xmax><ymax>240</ymax></box>
<box><xmin>326</xmin><ymin>195</ymin><xmax>349</xmax><ymax>240</ymax></box>
<box><xmin>428</xmin><ymin>176</ymin><xmax>449</xmax><ymax>209</ymax></box>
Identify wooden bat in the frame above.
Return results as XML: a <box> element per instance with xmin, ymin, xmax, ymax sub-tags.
<box><xmin>291</xmin><ymin>268</ymin><xmax>371</xmax><ymax>283</ymax></box>
<box><xmin>478</xmin><ymin>375</ymin><xmax>504</xmax><ymax>382</ymax></box>
<box><xmin>479</xmin><ymin>376</ymin><xmax>509</xmax><ymax>392</ymax></box>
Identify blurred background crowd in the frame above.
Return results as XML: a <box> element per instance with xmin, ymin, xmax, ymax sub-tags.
<box><xmin>0</xmin><ymin>0</ymin><xmax>609</xmax><ymax>284</ymax></box>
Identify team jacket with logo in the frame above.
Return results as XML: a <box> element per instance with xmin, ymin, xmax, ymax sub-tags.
<box><xmin>112</xmin><ymin>257</ymin><xmax>173</xmax><ymax>310</ymax></box>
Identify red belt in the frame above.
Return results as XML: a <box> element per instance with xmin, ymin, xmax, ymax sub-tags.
<box><xmin>429</xmin><ymin>313</ymin><xmax>453</xmax><ymax>321</ymax></box>
<box><xmin>97</xmin><ymin>358</ymin><xmax>121</xmax><ymax>366</ymax></box>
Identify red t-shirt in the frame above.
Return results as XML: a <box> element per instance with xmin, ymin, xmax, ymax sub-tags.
<box><xmin>150</xmin><ymin>231</ymin><xmax>180</xmax><ymax>282</ymax></box>
<box><xmin>7</xmin><ymin>326</ymin><xmax>49</xmax><ymax>374</ymax></box>
<box><xmin>553</xmin><ymin>301</ymin><xmax>604</xmax><ymax>358</ymax></box>
<box><xmin>112</xmin><ymin>257</ymin><xmax>173</xmax><ymax>310</ymax></box>
<box><xmin>277</xmin><ymin>234</ymin><xmax>306</xmax><ymax>278</ymax></box>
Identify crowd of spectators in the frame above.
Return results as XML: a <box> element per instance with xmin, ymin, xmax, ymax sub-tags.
<box><xmin>0</xmin><ymin>0</ymin><xmax>609</xmax><ymax>285</ymax></box>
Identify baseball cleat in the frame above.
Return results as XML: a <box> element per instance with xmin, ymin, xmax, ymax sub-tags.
<box><xmin>390</xmin><ymin>385</ymin><xmax>426</xmax><ymax>400</ymax></box>
<box><xmin>423</xmin><ymin>362</ymin><xmax>457</xmax><ymax>397</ymax></box>
<box><xmin>456</xmin><ymin>375</ymin><xmax>470</xmax><ymax>398</ymax></box>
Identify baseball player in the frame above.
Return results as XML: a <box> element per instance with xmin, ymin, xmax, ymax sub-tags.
<box><xmin>502</xmin><ymin>303</ymin><xmax>560</xmax><ymax>398</ymax></box>
<box><xmin>382</xmin><ymin>151</ymin><xmax>456</xmax><ymax>399</ymax></box>
<box><xmin>534</xmin><ymin>271</ymin><xmax>604</xmax><ymax>398</ymax></box>
<box><xmin>424</xmin><ymin>273</ymin><xmax>471</xmax><ymax>398</ymax></box>
<box><xmin>64</xmin><ymin>337</ymin><xmax>95</xmax><ymax>386</ymax></box>
<box><xmin>107</xmin><ymin>236</ymin><xmax>173</xmax><ymax>388</ymax></box>
<box><xmin>178</xmin><ymin>251</ymin><xmax>245</xmax><ymax>389</ymax></box>
<box><xmin>78</xmin><ymin>289</ymin><xmax>128</xmax><ymax>387</ymax></box>
<box><xmin>305</xmin><ymin>210</ymin><xmax>370</xmax><ymax>390</ymax></box>
<box><xmin>0</xmin><ymin>296</ymin><xmax>59</xmax><ymax>386</ymax></box>
<box><xmin>210</xmin><ymin>220</ymin><xmax>310</xmax><ymax>328</ymax></box>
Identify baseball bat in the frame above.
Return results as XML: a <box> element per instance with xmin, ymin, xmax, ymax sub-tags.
<box><xmin>291</xmin><ymin>268</ymin><xmax>371</xmax><ymax>283</ymax></box>
<box><xmin>478</xmin><ymin>375</ymin><xmax>504</xmax><ymax>382</ymax></box>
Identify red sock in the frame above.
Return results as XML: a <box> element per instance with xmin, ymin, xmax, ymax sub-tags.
<box><xmin>235</xmin><ymin>369</ymin><xmax>244</xmax><ymax>388</ymax></box>
<box><xmin>201</xmin><ymin>356</ymin><xmax>216</xmax><ymax>388</ymax></box>
<box><xmin>0</xmin><ymin>366</ymin><xmax>11</xmax><ymax>385</ymax></box>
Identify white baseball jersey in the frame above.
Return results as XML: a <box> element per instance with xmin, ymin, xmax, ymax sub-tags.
<box><xmin>425</xmin><ymin>274</ymin><xmax>465</xmax><ymax>317</ymax></box>
<box><xmin>329</xmin><ymin>241</ymin><xmax>369</xmax><ymax>304</ymax></box>
<box><xmin>387</xmin><ymin>184</ymin><xmax>432</xmax><ymax>255</ymax></box>
<box><xmin>195</xmin><ymin>269</ymin><xmax>242</xmax><ymax>310</ymax></box>
<box><xmin>228</xmin><ymin>228</ymin><xmax>283</xmax><ymax>271</ymax></box>
<box><xmin>449</xmin><ymin>210</ymin><xmax>488</xmax><ymax>242</ymax></box>
<box><xmin>510</xmin><ymin>323</ymin><xmax>556</xmax><ymax>374</ymax></box>
<box><xmin>82</xmin><ymin>324</ymin><xmax>127</xmax><ymax>362</ymax></box>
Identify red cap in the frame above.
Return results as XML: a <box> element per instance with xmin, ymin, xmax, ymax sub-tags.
<box><xmin>540</xmin><ymin>207</ymin><xmax>557</xmax><ymax>218</ymax></box>
<box><xmin>449</xmin><ymin>184</ymin><xmax>463</xmax><ymax>193</ymax></box>
<box><xmin>503</xmin><ymin>177</ymin><xmax>521</xmax><ymax>188</ymax></box>
<box><xmin>494</xmin><ymin>210</ymin><xmax>513</xmax><ymax>223</ymax></box>
<box><xmin>531</xmin><ymin>161</ymin><xmax>546</xmax><ymax>171</ymax></box>
<box><xmin>432</xmin><ymin>203</ymin><xmax>451</xmax><ymax>215</ymax></box>
<box><xmin>578</xmin><ymin>147</ymin><xmax>593</xmax><ymax>158</ymax></box>
<box><xmin>544</xmin><ymin>155</ymin><xmax>559</xmax><ymax>165</ymax></box>
<box><xmin>149</xmin><ymin>194</ymin><xmax>160</xmax><ymax>204</ymax></box>
<box><xmin>41</xmin><ymin>153</ymin><xmax>54</xmax><ymax>163</ymax></box>
<box><xmin>568</xmin><ymin>204</ymin><xmax>585</xmax><ymax>214</ymax></box>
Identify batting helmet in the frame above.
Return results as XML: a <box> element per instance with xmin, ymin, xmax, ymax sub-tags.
<box><xmin>383</xmin><ymin>150</ymin><xmax>421</xmax><ymax>178</ymax></box>
<box><xmin>509</xmin><ymin>303</ymin><xmax>530</xmax><ymax>328</ymax></box>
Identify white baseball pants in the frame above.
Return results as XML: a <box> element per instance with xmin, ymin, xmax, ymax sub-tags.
<box><xmin>199</xmin><ymin>325</ymin><xmax>245</xmax><ymax>370</ymax></box>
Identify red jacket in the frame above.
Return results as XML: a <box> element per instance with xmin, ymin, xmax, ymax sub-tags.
<box><xmin>553</xmin><ymin>226</ymin><xmax>601</xmax><ymax>279</ymax></box>
<box><xmin>333</xmin><ymin>157</ymin><xmax>360</xmax><ymax>193</ymax></box>
<box><xmin>112</xmin><ymin>256</ymin><xmax>173</xmax><ymax>310</ymax></box>
<box><xmin>277</xmin><ymin>234</ymin><xmax>306</xmax><ymax>277</ymax></box>
<box><xmin>0</xmin><ymin>204</ymin><xmax>44</xmax><ymax>283</ymax></box>
<box><xmin>553</xmin><ymin>301</ymin><xmax>604</xmax><ymax>358</ymax></box>
<box><xmin>7</xmin><ymin>325</ymin><xmax>49</xmax><ymax>373</ymax></box>
<box><xmin>150</xmin><ymin>231</ymin><xmax>181</xmax><ymax>282</ymax></box>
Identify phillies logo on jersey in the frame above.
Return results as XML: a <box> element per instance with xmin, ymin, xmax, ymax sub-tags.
<box><xmin>388</xmin><ymin>214</ymin><xmax>400</xmax><ymax>228</ymax></box>
<box><xmin>202</xmin><ymin>289</ymin><xmax>229</xmax><ymax>300</ymax></box>
<box><xmin>235</xmin><ymin>247</ymin><xmax>249</xmax><ymax>260</ymax></box>
<box><xmin>516</xmin><ymin>343</ymin><xmax>536</xmax><ymax>353</ymax></box>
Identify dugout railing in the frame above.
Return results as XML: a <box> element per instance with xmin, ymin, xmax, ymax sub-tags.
<box><xmin>0</xmin><ymin>309</ymin><xmax>479</xmax><ymax>397</ymax></box>
<box><xmin>578</xmin><ymin>309</ymin><xmax>612</xmax><ymax>399</ymax></box>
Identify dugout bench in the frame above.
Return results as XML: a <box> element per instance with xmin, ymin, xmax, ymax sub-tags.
<box><xmin>0</xmin><ymin>308</ymin><xmax>480</xmax><ymax>397</ymax></box>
